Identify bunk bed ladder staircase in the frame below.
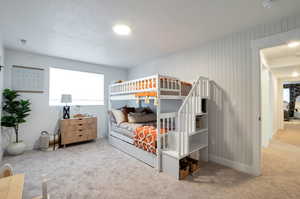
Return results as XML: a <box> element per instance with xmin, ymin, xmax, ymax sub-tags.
<box><xmin>161</xmin><ymin>76</ymin><xmax>209</xmax><ymax>179</ymax></box>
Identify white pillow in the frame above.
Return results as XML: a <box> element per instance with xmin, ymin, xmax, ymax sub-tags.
<box><xmin>111</xmin><ymin>109</ymin><xmax>126</xmax><ymax>125</ymax></box>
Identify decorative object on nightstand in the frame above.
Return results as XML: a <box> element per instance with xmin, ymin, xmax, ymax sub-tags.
<box><xmin>60</xmin><ymin>117</ymin><xmax>97</xmax><ymax>147</ymax></box>
<box><xmin>61</xmin><ymin>94</ymin><xmax>72</xmax><ymax>119</ymax></box>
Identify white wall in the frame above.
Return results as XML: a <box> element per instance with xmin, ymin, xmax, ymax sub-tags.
<box><xmin>261</xmin><ymin>66</ymin><xmax>272</xmax><ymax>147</ymax></box>
<box><xmin>0</xmin><ymin>34</ymin><xmax>4</xmax><ymax>161</ymax></box>
<box><xmin>261</xmin><ymin>65</ymin><xmax>280</xmax><ymax>148</ymax></box>
<box><xmin>272</xmin><ymin>75</ymin><xmax>280</xmax><ymax>133</ymax></box>
<box><xmin>3</xmin><ymin>49</ymin><xmax>127</xmax><ymax>150</ymax></box>
<box><xmin>128</xmin><ymin>15</ymin><xmax>300</xmax><ymax>174</ymax></box>
<box><xmin>277</xmin><ymin>79</ymin><xmax>285</xmax><ymax>130</ymax></box>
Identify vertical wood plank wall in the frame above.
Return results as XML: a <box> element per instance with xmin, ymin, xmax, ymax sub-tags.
<box><xmin>0</xmin><ymin>34</ymin><xmax>4</xmax><ymax>163</ymax></box>
<box><xmin>128</xmin><ymin>15</ymin><xmax>300</xmax><ymax>173</ymax></box>
<box><xmin>0</xmin><ymin>35</ymin><xmax>4</xmax><ymax>161</ymax></box>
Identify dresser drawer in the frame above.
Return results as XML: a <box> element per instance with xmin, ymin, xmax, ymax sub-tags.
<box><xmin>64</xmin><ymin>129</ymin><xmax>89</xmax><ymax>138</ymax></box>
<box><xmin>66</xmin><ymin>117</ymin><xmax>96</xmax><ymax>125</ymax></box>
<box><xmin>63</xmin><ymin>133</ymin><xmax>89</xmax><ymax>145</ymax></box>
<box><xmin>65</xmin><ymin>124</ymin><xmax>94</xmax><ymax>132</ymax></box>
<box><xmin>60</xmin><ymin>117</ymin><xmax>97</xmax><ymax>146</ymax></box>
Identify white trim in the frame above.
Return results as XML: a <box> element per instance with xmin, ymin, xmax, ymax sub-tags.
<box><xmin>209</xmin><ymin>155</ymin><xmax>254</xmax><ymax>174</ymax></box>
<box><xmin>251</xmin><ymin>27</ymin><xmax>300</xmax><ymax>176</ymax></box>
<box><xmin>110</xmin><ymin>135</ymin><xmax>156</xmax><ymax>167</ymax></box>
<box><xmin>110</xmin><ymin>130</ymin><xmax>133</xmax><ymax>144</ymax></box>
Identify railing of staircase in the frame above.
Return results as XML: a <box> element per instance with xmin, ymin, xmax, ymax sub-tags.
<box><xmin>177</xmin><ymin>77</ymin><xmax>209</xmax><ymax>157</ymax></box>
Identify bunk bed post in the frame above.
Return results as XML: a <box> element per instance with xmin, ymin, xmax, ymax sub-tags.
<box><xmin>108</xmin><ymin>84</ymin><xmax>112</xmax><ymax>142</ymax></box>
<box><xmin>179</xmin><ymin>79</ymin><xmax>182</xmax><ymax>96</ymax></box>
<box><xmin>156</xmin><ymin>73</ymin><xmax>162</xmax><ymax>172</ymax></box>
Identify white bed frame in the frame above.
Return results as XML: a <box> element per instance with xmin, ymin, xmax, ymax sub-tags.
<box><xmin>108</xmin><ymin>74</ymin><xmax>210</xmax><ymax>179</ymax></box>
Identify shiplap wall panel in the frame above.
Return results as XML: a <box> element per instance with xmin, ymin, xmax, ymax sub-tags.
<box><xmin>129</xmin><ymin>15</ymin><xmax>300</xmax><ymax>172</ymax></box>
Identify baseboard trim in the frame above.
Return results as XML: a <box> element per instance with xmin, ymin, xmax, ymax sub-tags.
<box><xmin>209</xmin><ymin>154</ymin><xmax>256</xmax><ymax>175</ymax></box>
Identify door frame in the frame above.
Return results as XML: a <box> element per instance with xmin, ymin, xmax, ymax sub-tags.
<box><xmin>251</xmin><ymin>28</ymin><xmax>300</xmax><ymax>176</ymax></box>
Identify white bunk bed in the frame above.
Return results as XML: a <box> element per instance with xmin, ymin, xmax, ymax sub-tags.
<box><xmin>108</xmin><ymin>74</ymin><xmax>210</xmax><ymax>179</ymax></box>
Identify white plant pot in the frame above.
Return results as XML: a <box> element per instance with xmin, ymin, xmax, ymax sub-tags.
<box><xmin>6</xmin><ymin>141</ymin><xmax>26</xmax><ymax>155</ymax></box>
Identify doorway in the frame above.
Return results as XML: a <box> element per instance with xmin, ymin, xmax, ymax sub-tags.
<box><xmin>259</xmin><ymin>36</ymin><xmax>300</xmax><ymax>176</ymax></box>
<box><xmin>251</xmin><ymin>28</ymin><xmax>300</xmax><ymax>175</ymax></box>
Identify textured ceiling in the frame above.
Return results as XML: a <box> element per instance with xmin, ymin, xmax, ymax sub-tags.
<box><xmin>0</xmin><ymin>0</ymin><xmax>300</xmax><ymax>68</ymax></box>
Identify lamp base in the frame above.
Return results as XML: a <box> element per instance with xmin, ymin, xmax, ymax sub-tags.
<box><xmin>63</xmin><ymin>106</ymin><xmax>70</xmax><ymax>119</ymax></box>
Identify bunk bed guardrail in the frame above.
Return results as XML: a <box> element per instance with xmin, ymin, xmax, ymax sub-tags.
<box><xmin>110</xmin><ymin>74</ymin><xmax>181</xmax><ymax>95</ymax></box>
<box><xmin>159</xmin><ymin>112</ymin><xmax>177</xmax><ymax>150</ymax></box>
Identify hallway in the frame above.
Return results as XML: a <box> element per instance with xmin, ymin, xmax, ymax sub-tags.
<box><xmin>274</xmin><ymin>121</ymin><xmax>300</xmax><ymax>147</ymax></box>
<box><xmin>262</xmin><ymin>123</ymin><xmax>300</xmax><ymax>197</ymax></box>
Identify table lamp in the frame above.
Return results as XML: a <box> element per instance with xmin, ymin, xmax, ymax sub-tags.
<box><xmin>61</xmin><ymin>94</ymin><xmax>72</xmax><ymax>119</ymax></box>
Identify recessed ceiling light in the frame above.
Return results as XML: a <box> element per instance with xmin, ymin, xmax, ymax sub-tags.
<box><xmin>262</xmin><ymin>0</ymin><xmax>274</xmax><ymax>8</ymax></box>
<box><xmin>292</xmin><ymin>72</ymin><xmax>299</xmax><ymax>77</ymax></box>
<box><xmin>288</xmin><ymin>41</ymin><xmax>300</xmax><ymax>48</ymax></box>
<box><xmin>113</xmin><ymin>24</ymin><xmax>131</xmax><ymax>36</ymax></box>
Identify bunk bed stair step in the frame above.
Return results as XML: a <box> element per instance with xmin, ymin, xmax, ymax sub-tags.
<box><xmin>162</xmin><ymin>150</ymin><xmax>180</xmax><ymax>159</ymax></box>
<box><xmin>189</xmin><ymin>129</ymin><xmax>208</xmax><ymax>136</ymax></box>
<box><xmin>162</xmin><ymin>146</ymin><xmax>208</xmax><ymax>180</ymax></box>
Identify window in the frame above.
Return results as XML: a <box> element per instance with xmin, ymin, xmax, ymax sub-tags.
<box><xmin>49</xmin><ymin>67</ymin><xmax>104</xmax><ymax>106</ymax></box>
<box><xmin>283</xmin><ymin>88</ymin><xmax>290</xmax><ymax>103</ymax></box>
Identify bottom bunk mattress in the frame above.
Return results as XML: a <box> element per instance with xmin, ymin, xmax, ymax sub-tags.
<box><xmin>133</xmin><ymin>126</ymin><xmax>167</xmax><ymax>154</ymax></box>
<box><xmin>111</xmin><ymin>122</ymin><xmax>156</xmax><ymax>140</ymax></box>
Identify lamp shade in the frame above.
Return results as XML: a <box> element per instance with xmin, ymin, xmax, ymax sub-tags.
<box><xmin>61</xmin><ymin>94</ymin><xmax>72</xmax><ymax>103</ymax></box>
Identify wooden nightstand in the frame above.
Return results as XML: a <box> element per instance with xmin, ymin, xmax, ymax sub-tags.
<box><xmin>60</xmin><ymin>117</ymin><xmax>97</xmax><ymax>147</ymax></box>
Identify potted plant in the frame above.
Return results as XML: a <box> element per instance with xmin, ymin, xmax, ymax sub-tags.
<box><xmin>1</xmin><ymin>89</ymin><xmax>31</xmax><ymax>155</ymax></box>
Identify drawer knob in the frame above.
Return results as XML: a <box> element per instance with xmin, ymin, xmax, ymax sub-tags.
<box><xmin>79</xmin><ymin>129</ymin><xmax>83</xmax><ymax>131</ymax></box>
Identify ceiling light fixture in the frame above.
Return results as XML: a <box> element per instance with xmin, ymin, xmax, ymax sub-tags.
<box><xmin>113</xmin><ymin>24</ymin><xmax>131</xmax><ymax>36</ymax></box>
<box><xmin>292</xmin><ymin>72</ymin><xmax>299</xmax><ymax>77</ymax></box>
<box><xmin>262</xmin><ymin>0</ymin><xmax>274</xmax><ymax>8</ymax></box>
<box><xmin>288</xmin><ymin>41</ymin><xmax>300</xmax><ymax>48</ymax></box>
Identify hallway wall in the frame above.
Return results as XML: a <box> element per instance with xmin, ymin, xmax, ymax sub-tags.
<box><xmin>261</xmin><ymin>65</ymin><xmax>279</xmax><ymax>148</ymax></box>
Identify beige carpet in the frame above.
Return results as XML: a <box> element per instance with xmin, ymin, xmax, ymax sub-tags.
<box><xmin>274</xmin><ymin>123</ymin><xmax>300</xmax><ymax>147</ymax></box>
<box><xmin>2</xmin><ymin>136</ymin><xmax>300</xmax><ymax>199</ymax></box>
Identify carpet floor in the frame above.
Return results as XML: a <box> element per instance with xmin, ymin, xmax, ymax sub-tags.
<box><xmin>2</xmin><ymin>129</ymin><xmax>300</xmax><ymax>199</ymax></box>
<box><xmin>274</xmin><ymin>122</ymin><xmax>300</xmax><ymax>147</ymax></box>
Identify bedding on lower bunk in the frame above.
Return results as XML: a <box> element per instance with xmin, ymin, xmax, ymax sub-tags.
<box><xmin>111</xmin><ymin>123</ymin><xmax>167</xmax><ymax>154</ymax></box>
<box><xmin>111</xmin><ymin>122</ymin><xmax>156</xmax><ymax>139</ymax></box>
<box><xmin>133</xmin><ymin>126</ymin><xmax>167</xmax><ymax>154</ymax></box>
<box><xmin>109</xmin><ymin>106</ymin><xmax>168</xmax><ymax>155</ymax></box>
